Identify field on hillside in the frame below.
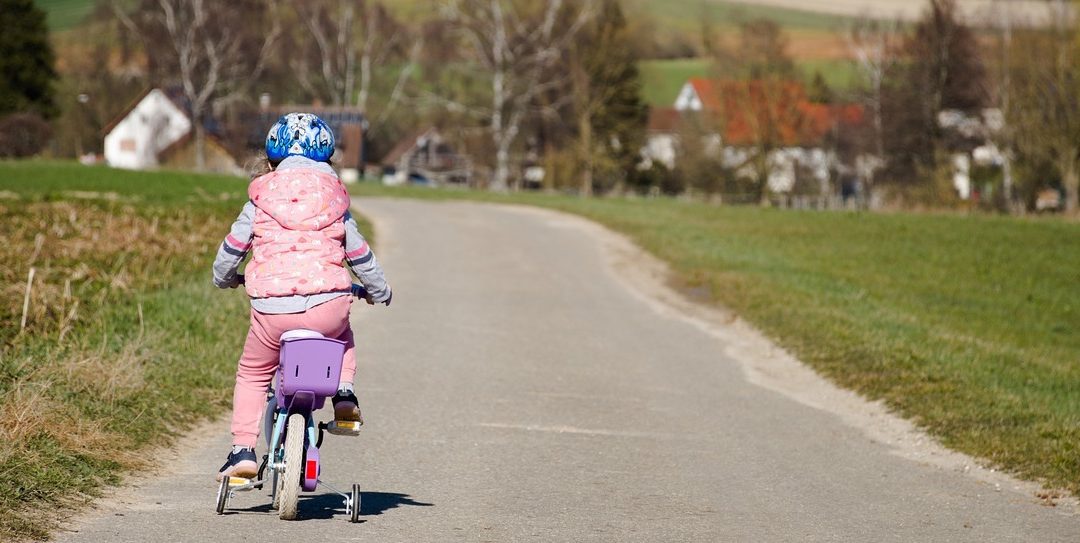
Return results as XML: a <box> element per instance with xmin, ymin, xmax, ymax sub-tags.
<box><xmin>34</xmin><ymin>0</ymin><xmax>96</xmax><ymax>31</ymax></box>
<box><xmin>640</xmin><ymin>58</ymin><xmax>859</xmax><ymax>106</ymax></box>
<box><xmin>622</xmin><ymin>0</ymin><xmax>855</xmax><ymax>33</ymax></box>
<box><xmin>0</xmin><ymin>163</ymin><xmax>253</xmax><ymax>540</ymax></box>
<box><xmin>352</xmin><ymin>183</ymin><xmax>1080</xmax><ymax>496</ymax></box>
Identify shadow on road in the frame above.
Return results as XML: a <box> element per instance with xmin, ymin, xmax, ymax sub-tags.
<box><xmin>222</xmin><ymin>491</ymin><xmax>432</xmax><ymax>520</ymax></box>
<box><xmin>360</xmin><ymin>492</ymin><xmax>434</xmax><ymax>516</ymax></box>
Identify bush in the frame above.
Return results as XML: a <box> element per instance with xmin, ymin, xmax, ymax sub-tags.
<box><xmin>0</xmin><ymin>113</ymin><xmax>52</xmax><ymax>157</ymax></box>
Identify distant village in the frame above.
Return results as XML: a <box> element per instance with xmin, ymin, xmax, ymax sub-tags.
<box><xmin>16</xmin><ymin>0</ymin><xmax>1070</xmax><ymax>214</ymax></box>
<box><xmin>103</xmin><ymin>78</ymin><xmax>1012</xmax><ymax>210</ymax></box>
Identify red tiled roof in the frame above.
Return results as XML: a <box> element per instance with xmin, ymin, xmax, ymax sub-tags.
<box><xmin>683</xmin><ymin>77</ymin><xmax>865</xmax><ymax>146</ymax></box>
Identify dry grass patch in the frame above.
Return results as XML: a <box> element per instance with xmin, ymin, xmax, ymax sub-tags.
<box><xmin>0</xmin><ymin>162</ymin><xmax>251</xmax><ymax>541</ymax></box>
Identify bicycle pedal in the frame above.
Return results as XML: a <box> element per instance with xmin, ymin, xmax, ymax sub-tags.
<box><xmin>327</xmin><ymin>421</ymin><xmax>362</xmax><ymax>435</ymax></box>
<box><xmin>228</xmin><ymin>476</ymin><xmax>253</xmax><ymax>488</ymax></box>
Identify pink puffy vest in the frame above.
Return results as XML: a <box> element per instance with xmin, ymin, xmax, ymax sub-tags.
<box><xmin>244</xmin><ymin>169</ymin><xmax>352</xmax><ymax>299</ymax></box>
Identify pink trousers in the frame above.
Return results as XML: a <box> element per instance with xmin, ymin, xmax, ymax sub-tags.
<box><xmin>230</xmin><ymin>295</ymin><xmax>355</xmax><ymax>448</ymax></box>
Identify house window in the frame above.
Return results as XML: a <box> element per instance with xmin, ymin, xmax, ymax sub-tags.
<box><xmin>120</xmin><ymin>139</ymin><xmax>136</xmax><ymax>152</ymax></box>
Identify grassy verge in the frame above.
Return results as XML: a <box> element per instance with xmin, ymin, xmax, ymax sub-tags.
<box><xmin>352</xmin><ymin>183</ymin><xmax>1080</xmax><ymax>494</ymax></box>
<box><xmin>0</xmin><ymin>161</ymin><xmax>251</xmax><ymax>540</ymax></box>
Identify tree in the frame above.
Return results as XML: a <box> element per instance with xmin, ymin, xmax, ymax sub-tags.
<box><xmin>709</xmin><ymin>19</ymin><xmax>808</xmax><ymax>203</ymax></box>
<box><xmin>289</xmin><ymin>0</ymin><xmax>420</xmax><ymax>133</ymax></box>
<box><xmin>882</xmin><ymin>0</ymin><xmax>989</xmax><ymax>183</ymax></box>
<box><xmin>0</xmin><ymin>0</ymin><xmax>57</xmax><ymax>119</ymax></box>
<box><xmin>441</xmin><ymin>0</ymin><xmax>593</xmax><ymax>191</ymax></box>
<box><xmin>847</xmin><ymin>16</ymin><xmax>903</xmax><ymax>189</ymax></box>
<box><xmin>1007</xmin><ymin>2</ymin><xmax>1080</xmax><ymax>214</ymax></box>
<box><xmin>569</xmin><ymin>0</ymin><xmax>647</xmax><ymax>195</ymax></box>
<box><xmin>120</xmin><ymin>0</ymin><xmax>281</xmax><ymax>170</ymax></box>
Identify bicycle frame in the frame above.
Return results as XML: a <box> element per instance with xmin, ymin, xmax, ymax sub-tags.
<box><xmin>218</xmin><ymin>332</ymin><xmax>354</xmax><ymax>515</ymax></box>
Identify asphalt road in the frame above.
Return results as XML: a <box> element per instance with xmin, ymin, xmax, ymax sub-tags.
<box><xmin>58</xmin><ymin>198</ymin><xmax>1079</xmax><ymax>542</ymax></box>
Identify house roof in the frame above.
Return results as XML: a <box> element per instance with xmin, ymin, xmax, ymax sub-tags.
<box><xmin>102</xmin><ymin>86</ymin><xmax>227</xmax><ymax>138</ymax></box>
<box><xmin>647</xmin><ymin>107</ymin><xmax>683</xmax><ymax>133</ymax></box>
<box><xmin>100</xmin><ymin>87</ymin><xmax>159</xmax><ymax>136</ymax></box>
<box><xmin>156</xmin><ymin>130</ymin><xmax>236</xmax><ymax>163</ymax></box>
<box><xmin>681</xmin><ymin>77</ymin><xmax>865</xmax><ymax>147</ymax></box>
<box><xmin>380</xmin><ymin>128</ymin><xmax>437</xmax><ymax>166</ymax></box>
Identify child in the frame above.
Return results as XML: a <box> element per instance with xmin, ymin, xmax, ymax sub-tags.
<box><xmin>212</xmin><ymin>113</ymin><xmax>391</xmax><ymax>480</ymax></box>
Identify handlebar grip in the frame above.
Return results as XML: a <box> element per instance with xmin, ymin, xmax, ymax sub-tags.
<box><xmin>350</xmin><ymin>284</ymin><xmax>369</xmax><ymax>299</ymax></box>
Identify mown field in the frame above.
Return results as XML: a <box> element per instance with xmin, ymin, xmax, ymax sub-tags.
<box><xmin>0</xmin><ymin>162</ymin><xmax>254</xmax><ymax>540</ymax></box>
<box><xmin>33</xmin><ymin>0</ymin><xmax>97</xmax><ymax>31</ymax></box>
<box><xmin>351</xmin><ymin>183</ymin><xmax>1080</xmax><ymax>496</ymax></box>
<box><xmin>640</xmin><ymin>57</ymin><xmax>858</xmax><ymax>106</ymax></box>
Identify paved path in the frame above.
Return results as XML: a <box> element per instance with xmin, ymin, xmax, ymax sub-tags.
<box><xmin>58</xmin><ymin>198</ymin><xmax>1079</xmax><ymax>542</ymax></box>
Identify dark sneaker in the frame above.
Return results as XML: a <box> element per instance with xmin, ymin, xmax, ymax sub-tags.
<box><xmin>329</xmin><ymin>390</ymin><xmax>364</xmax><ymax>435</ymax></box>
<box><xmin>217</xmin><ymin>447</ymin><xmax>258</xmax><ymax>481</ymax></box>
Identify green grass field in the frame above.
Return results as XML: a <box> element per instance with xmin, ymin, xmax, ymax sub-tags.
<box><xmin>623</xmin><ymin>0</ymin><xmax>854</xmax><ymax>34</ymax></box>
<box><xmin>39</xmin><ymin>0</ymin><xmax>854</xmax><ymax>34</ymax></box>
<box><xmin>350</xmin><ymin>183</ymin><xmax>1080</xmax><ymax>494</ymax></box>
<box><xmin>640</xmin><ymin>57</ymin><xmax>860</xmax><ymax>106</ymax></box>
<box><xmin>640</xmin><ymin>58</ymin><xmax>711</xmax><ymax>106</ymax></box>
<box><xmin>34</xmin><ymin>0</ymin><xmax>96</xmax><ymax>31</ymax></box>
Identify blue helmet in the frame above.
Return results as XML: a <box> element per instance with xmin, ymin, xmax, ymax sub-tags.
<box><xmin>265</xmin><ymin>112</ymin><xmax>335</xmax><ymax>163</ymax></box>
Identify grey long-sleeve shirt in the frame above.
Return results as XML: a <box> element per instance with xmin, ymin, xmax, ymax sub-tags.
<box><xmin>212</xmin><ymin>157</ymin><xmax>390</xmax><ymax>313</ymax></box>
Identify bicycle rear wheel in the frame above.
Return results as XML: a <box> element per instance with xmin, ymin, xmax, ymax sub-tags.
<box><xmin>277</xmin><ymin>413</ymin><xmax>305</xmax><ymax>520</ymax></box>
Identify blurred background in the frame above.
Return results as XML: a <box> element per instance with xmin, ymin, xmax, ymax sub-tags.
<box><xmin>4</xmin><ymin>0</ymin><xmax>1078</xmax><ymax>214</ymax></box>
<box><xmin>4</xmin><ymin>2</ymin><xmax>1080</xmax><ymax>539</ymax></box>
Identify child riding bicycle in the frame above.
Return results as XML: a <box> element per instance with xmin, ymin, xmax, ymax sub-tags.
<box><xmin>212</xmin><ymin>113</ymin><xmax>391</xmax><ymax>481</ymax></box>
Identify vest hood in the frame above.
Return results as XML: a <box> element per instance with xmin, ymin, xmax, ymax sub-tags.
<box><xmin>248</xmin><ymin>169</ymin><xmax>349</xmax><ymax>231</ymax></box>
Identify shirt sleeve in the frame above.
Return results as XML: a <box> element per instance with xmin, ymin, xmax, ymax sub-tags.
<box><xmin>212</xmin><ymin>201</ymin><xmax>256</xmax><ymax>289</ymax></box>
<box><xmin>343</xmin><ymin>210</ymin><xmax>391</xmax><ymax>302</ymax></box>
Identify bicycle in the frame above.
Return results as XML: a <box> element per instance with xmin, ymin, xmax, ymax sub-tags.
<box><xmin>215</xmin><ymin>281</ymin><xmax>371</xmax><ymax>522</ymax></box>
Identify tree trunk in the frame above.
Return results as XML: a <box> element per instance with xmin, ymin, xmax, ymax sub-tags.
<box><xmin>756</xmin><ymin>151</ymin><xmax>770</xmax><ymax>206</ymax></box>
<box><xmin>579</xmin><ymin>109</ymin><xmax>593</xmax><ymax>197</ymax></box>
<box><xmin>488</xmin><ymin>0</ymin><xmax>509</xmax><ymax>192</ymax></box>
<box><xmin>193</xmin><ymin>112</ymin><xmax>206</xmax><ymax>171</ymax></box>
<box><xmin>492</xmin><ymin>139</ymin><xmax>511</xmax><ymax>192</ymax></box>
<box><xmin>1064</xmin><ymin>157</ymin><xmax>1079</xmax><ymax>215</ymax></box>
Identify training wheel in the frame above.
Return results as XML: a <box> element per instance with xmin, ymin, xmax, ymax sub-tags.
<box><xmin>350</xmin><ymin>483</ymin><xmax>361</xmax><ymax>523</ymax></box>
<box><xmin>215</xmin><ymin>476</ymin><xmax>229</xmax><ymax>514</ymax></box>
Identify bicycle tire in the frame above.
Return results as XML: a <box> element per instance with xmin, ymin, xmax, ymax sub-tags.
<box><xmin>278</xmin><ymin>413</ymin><xmax>304</xmax><ymax>520</ymax></box>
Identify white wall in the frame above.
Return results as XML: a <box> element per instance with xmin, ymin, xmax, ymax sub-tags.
<box><xmin>674</xmin><ymin>83</ymin><xmax>703</xmax><ymax>111</ymax></box>
<box><xmin>642</xmin><ymin>134</ymin><xmax>677</xmax><ymax>169</ymax></box>
<box><xmin>103</xmin><ymin>89</ymin><xmax>191</xmax><ymax>170</ymax></box>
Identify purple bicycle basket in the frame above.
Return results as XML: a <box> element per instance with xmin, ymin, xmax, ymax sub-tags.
<box><xmin>277</xmin><ymin>332</ymin><xmax>346</xmax><ymax>409</ymax></box>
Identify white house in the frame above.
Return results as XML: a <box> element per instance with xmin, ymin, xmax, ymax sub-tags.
<box><xmin>103</xmin><ymin>88</ymin><xmax>242</xmax><ymax>175</ymax></box>
<box><xmin>103</xmin><ymin>89</ymin><xmax>192</xmax><ymax>170</ymax></box>
<box><xmin>642</xmin><ymin>78</ymin><xmax>866</xmax><ymax>197</ymax></box>
<box><xmin>673</xmin><ymin>80</ymin><xmax>707</xmax><ymax>112</ymax></box>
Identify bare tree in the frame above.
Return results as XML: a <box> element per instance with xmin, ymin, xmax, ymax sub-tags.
<box><xmin>291</xmin><ymin>0</ymin><xmax>419</xmax><ymax>129</ymax></box>
<box><xmin>119</xmin><ymin>0</ymin><xmax>281</xmax><ymax>170</ymax></box>
<box><xmin>441</xmin><ymin>0</ymin><xmax>594</xmax><ymax>191</ymax></box>
<box><xmin>847</xmin><ymin>16</ymin><xmax>902</xmax><ymax>187</ymax></box>
<box><xmin>568</xmin><ymin>0</ymin><xmax>646</xmax><ymax>196</ymax></box>
<box><xmin>882</xmin><ymin>0</ymin><xmax>989</xmax><ymax>184</ymax></box>
<box><xmin>1008</xmin><ymin>1</ymin><xmax>1080</xmax><ymax>214</ymax></box>
<box><xmin>707</xmin><ymin>19</ymin><xmax>809</xmax><ymax>203</ymax></box>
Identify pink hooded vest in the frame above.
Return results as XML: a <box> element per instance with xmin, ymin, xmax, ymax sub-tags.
<box><xmin>244</xmin><ymin>169</ymin><xmax>352</xmax><ymax>299</ymax></box>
